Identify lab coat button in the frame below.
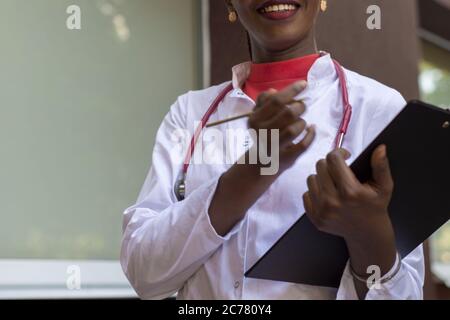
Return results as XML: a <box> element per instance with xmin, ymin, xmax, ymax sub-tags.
<box><xmin>234</xmin><ymin>281</ymin><xmax>240</xmax><ymax>289</ymax></box>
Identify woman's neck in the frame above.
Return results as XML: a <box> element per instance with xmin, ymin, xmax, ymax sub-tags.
<box><xmin>250</xmin><ymin>31</ymin><xmax>318</xmax><ymax>64</ymax></box>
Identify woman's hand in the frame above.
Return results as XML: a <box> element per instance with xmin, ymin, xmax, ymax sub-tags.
<box><xmin>303</xmin><ymin>145</ymin><xmax>398</xmax><ymax>298</ymax></box>
<box><xmin>209</xmin><ymin>81</ymin><xmax>316</xmax><ymax>237</ymax></box>
<box><xmin>303</xmin><ymin>145</ymin><xmax>395</xmax><ymax>241</ymax></box>
<box><xmin>248</xmin><ymin>80</ymin><xmax>316</xmax><ymax>173</ymax></box>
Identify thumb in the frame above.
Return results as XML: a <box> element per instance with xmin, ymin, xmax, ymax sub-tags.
<box><xmin>371</xmin><ymin>145</ymin><xmax>394</xmax><ymax>194</ymax></box>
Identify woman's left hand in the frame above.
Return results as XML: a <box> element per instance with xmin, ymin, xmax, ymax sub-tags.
<box><xmin>303</xmin><ymin>145</ymin><xmax>398</xmax><ymax>298</ymax></box>
<box><xmin>303</xmin><ymin>145</ymin><xmax>395</xmax><ymax>243</ymax></box>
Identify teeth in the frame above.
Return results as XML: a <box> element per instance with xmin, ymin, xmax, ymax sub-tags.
<box><xmin>261</xmin><ymin>4</ymin><xmax>298</xmax><ymax>13</ymax></box>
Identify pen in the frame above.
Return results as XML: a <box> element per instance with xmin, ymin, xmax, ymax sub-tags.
<box><xmin>205</xmin><ymin>99</ymin><xmax>304</xmax><ymax>128</ymax></box>
<box><xmin>205</xmin><ymin>112</ymin><xmax>254</xmax><ymax>128</ymax></box>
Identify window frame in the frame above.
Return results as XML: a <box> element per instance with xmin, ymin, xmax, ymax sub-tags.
<box><xmin>0</xmin><ymin>260</ymin><xmax>136</xmax><ymax>299</ymax></box>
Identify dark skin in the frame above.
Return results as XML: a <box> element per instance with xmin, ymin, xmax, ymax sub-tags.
<box><xmin>209</xmin><ymin>0</ymin><xmax>397</xmax><ymax>299</ymax></box>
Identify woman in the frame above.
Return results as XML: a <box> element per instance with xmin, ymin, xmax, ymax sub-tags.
<box><xmin>121</xmin><ymin>0</ymin><xmax>424</xmax><ymax>300</ymax></box>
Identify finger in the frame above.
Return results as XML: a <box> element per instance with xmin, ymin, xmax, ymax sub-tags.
<box><xmin>262</xmin><ymin>100</ymin><xmax>306</xmax><ymax>130</ymax></box>
<box><xmin>258</xmin><ymin>81</ymin><xmax>307</xmax><ymax>118</ymax></box>
<box><xmin>370</xmin><ymin>145</ymin><xmax>394</xmax><ymax>195</ymax></box>
<box><xmin>306</xmin><ymin>175</ymin><xmax>320</xmax><ymax>206</ymax></box>
<box><xmin>251</xmin><ymin>89</ymin><xmax>279</xmax><ymax>123</ymax></box>
<box><xmin>326</xmin><ymin>148</ymin><xmax>360</xmax><ymax>195</ymax></box>
<box><xmin>306</xmin><ymin>174</ymin><xmax>319</xmax><ymax>196</ymax></box>
<box><xmin>284</xmin><ymin>125</ymin><xmax>316</xmax><ymax>156</ymax></box>
<box><xmin>302</xmin><ymin>192</ymin><xmax>315</xmax><ymax>216</ymax></box>
<box><xmin>303</xmin><ymin>191</ymin><xmax>323</xmax><ymax>230</ymax></box>
<box><xmin>316</xmin><ymin>158</ymin><xmax>338</xmax><ymax>196</ymax></box>
<box><xmin>279</xmin><ymin>119</ymin><xmax>307</xmax><ymax>147</ymax></box>
<box><xmin>255</xmin><ymin>89</ymin><xmax>277</xmax><ymax>107</ymax></box>
<box><xmin>275</xmin><ymin>80</ymin><xmax>307</xmax><ymax>104</ymax></box>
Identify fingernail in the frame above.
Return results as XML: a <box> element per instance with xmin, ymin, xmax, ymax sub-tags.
<box><xmin>294</xmin><ymin>80</ymin><xmax>307</xmax><ymax>91</ymax></box>
<box><xmin>338</xmin><ymin>148</ymin><xmax>351</xmax><ymax>159</ymax></box>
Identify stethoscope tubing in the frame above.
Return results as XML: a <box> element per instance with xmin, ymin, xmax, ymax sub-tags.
<box><xmin>175</xmin><ymin>56</ymin><xmax>352</xmax><ymax>201</ymax></box>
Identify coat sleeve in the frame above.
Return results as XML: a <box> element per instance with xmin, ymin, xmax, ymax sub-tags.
<box><xmin>120</xmin><ymin>95</ymin><xmax>244</xmax><ymax>299</ymax></box>
<box><xmin>337</xmin><ymin>89</ymin><xmax>425</xmax><ymax>300</ymax></box>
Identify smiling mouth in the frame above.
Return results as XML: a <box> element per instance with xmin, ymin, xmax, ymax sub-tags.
<box><xmin>258</xmin><ymin>2</ymin><xmax>302</xmax><ymax>20</ymax></box>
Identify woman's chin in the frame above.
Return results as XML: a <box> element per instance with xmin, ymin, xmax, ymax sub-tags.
<box><xmin>259</xmin><ymin>32</ymin><xmax>309</xmax><ymax>53</ymax></box>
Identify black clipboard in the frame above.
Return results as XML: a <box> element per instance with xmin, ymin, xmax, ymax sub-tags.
<box><xmin>245</xmin><ymin>101</ymin><xmax>450</xmax><ymax>288</ymax></box>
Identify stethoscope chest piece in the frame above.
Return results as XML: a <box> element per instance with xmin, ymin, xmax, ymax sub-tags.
<box><xmin>175</xmin><ymin>172</ymin><xmax>186</xmax><ymax>201</ymax></box>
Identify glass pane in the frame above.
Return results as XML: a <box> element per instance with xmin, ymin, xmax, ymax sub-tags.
<box><xmin>419</xmin><ymin>41</ymin><xmax>450</xmax><ymax>109</ymax></box>
<box><xmin>0</xmin><ymin>0</ymin><xmax>201</xmax><ymax>260</ymax></box>
<box><xmin>419</xmin><ymin>40</ymin><xmax>450</xmax><ymax>266</ymax></box>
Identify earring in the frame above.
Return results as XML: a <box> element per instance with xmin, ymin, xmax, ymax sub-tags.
<box><xmin>228</xmin><ymin>11</ymin><xmax>237</xmax><ymax>23</ymax></box>
<box><xmin>320</xmin><ymin>0</ymin><xmax>328</xmax><ymax>12</ymax></box>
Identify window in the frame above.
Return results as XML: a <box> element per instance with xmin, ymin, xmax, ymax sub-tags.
<box><xmin>419</xmin><ymin>42</ymin><xmax>450</xmax><ymax>109</ymax></box>
<box><xmin>0</xmin><ymin>0</ymin><xmax>202</xmax><ymax>298</ymax></box>
<box><xmin>419</xmin><ymin>40</ymin><xmax>450</xmax><ymax>286</ymax></box>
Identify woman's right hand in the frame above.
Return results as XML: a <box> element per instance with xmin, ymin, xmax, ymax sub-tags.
<box><xmin>248</xmin><ymin>80</ymin><xmax>316</xmax><ymax>173</ymax></box>
<box><xmin>209</xmin><ymin>81</ymin><xmax>316</xmax><ymax>236</ymax></box>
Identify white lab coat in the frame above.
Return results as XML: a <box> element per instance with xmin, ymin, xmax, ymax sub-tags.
<box><xmin>120</xmin><ymin>54</ymin><xmax>424</xmax><ymax>300</ymax></box>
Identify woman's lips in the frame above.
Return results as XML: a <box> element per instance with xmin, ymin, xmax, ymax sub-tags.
<box><xmin>258</xmin><ymin>3</ymin><xmax>301</xmax><ymax>21</ymax></box>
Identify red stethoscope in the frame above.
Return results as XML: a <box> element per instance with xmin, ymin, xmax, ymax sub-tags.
<box><xmin>175</xmin><ymin>55</ymin><xmax>352</xmax><ymax>201</ymax></box>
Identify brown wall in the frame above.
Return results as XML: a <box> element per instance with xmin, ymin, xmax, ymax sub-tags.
<box><xmin>209</xmin><ymin>0</ymin><xmax>441</xmax><ymax>299</ymax></box>
<box><xmin>419</xmin><ymin>0</ymin><xmax>450</xmax><ymax>43</ymax></box>
<box><xmin>209</xmin><ymin>0</ymin><xmax>420</xmax><ymax>100</ymax></box>
<box><xmin>209</xmin><ymin>0</ymin><xmax>250</xmax><ymax>86</ymax></box>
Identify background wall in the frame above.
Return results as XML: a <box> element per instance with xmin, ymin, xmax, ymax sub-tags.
<box><xmin>0</xmin><ymin>0</ymin><xmax>201</xmax><ymax>260</ymax></box>
<box><xmin>209</xmin><ymin>0</ymin><xmax>420</xmax><ymax>100</ymax></box>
